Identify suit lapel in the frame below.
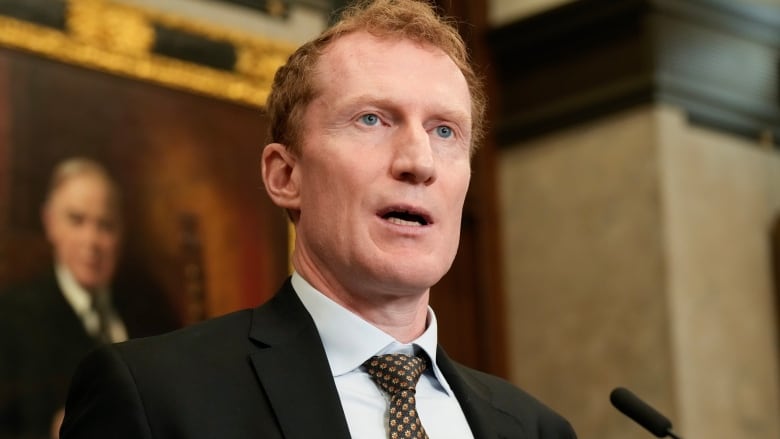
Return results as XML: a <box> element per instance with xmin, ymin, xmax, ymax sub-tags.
<box><xmin>437</xmin><ymin>346</ymin><xmax>501</xmax><ymax>439</ymax></box>
<box><xmin>43</xmin><ymin>270</ymin><xmax>98</xmax><ymax>347</ymax></box>
<box><xmin>247</xmin><ymin>280</ymin><xmax>352</xmax><ymax>439</ymax></box>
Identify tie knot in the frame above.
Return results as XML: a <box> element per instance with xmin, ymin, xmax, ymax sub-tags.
<box><xmin>363</xmin><ymin>353</ymin><xmax>428</xmax><ymax>395</ymax></box>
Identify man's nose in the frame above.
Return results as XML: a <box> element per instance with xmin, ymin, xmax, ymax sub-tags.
<box><xmin>80</xmin><ymin>222</ymin><xmax>104</xmax><ymax>247</ymax></box>
<box><xmin>390</xmin><ymin>125</ymin><xmax>436</xmax><ymax>184</ymax></box>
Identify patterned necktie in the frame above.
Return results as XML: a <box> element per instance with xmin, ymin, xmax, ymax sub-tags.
<box><xmin>89</xmin><ymin>295</ymin><xmax>112</xmax><ymax>344</ymax></box>
<box><xmin>363</xmin><ymin>353</ymin><xmax>429</xmax><ymax>439</ymax></box>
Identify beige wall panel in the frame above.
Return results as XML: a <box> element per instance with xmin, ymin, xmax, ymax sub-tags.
<box><xmin>499</xmin><ymin>107</ymin><xmax>676</xmax><ymax>439</ymax></box>
<box><xmin>500</xmin><ymin>103</ymin><xmax>780</xmax><ymax>439</ymax></box>
<box><xmin>659</xmin><ymin>107</ymin><xmax>780</xmax><ymax>439</ymax></box>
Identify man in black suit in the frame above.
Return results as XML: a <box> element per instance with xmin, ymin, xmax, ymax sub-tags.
<box><xmin>0</xmin><ymin>158</ymin><xmax>178</xmax><ymax>439</ymax></box>
<box><xmin>61</xmin><ymin>1</ymin><xmax>577</xmax><ymax>438</ymax></box>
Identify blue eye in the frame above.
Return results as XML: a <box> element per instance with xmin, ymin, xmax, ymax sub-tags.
<box><xmin>360</xmin><ymin>114</ymin><xmax>379</xmax><ymax>126</ymax></box>
<box><xmin>436</xmin><ymin>125</ymin><xmax>453</xmax><ymax>138</ymax></box>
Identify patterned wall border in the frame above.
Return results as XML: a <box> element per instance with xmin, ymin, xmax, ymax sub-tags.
<box><xmin>0</xmin><ymin>0</ymin><xmax>297</xmax><ymax>107</ymax></box>
<box><xmin>488</xmin><ymin>0</ymin><xmax>780</xmax><ymax>147</ymax></box>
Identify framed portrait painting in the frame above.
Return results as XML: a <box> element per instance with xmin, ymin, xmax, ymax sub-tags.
<box><xmin>0</xmin><ymin>0</ymin><xmax>295</xmax><ymax>324</ymax></box>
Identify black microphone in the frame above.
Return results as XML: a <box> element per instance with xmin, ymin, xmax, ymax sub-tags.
<box><xmin>610</xmin><ymin>387</ymin><xmax>683</xmax><ymax>439</ymax></box>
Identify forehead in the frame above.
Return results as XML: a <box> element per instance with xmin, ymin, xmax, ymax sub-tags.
<box><xmin>314</xmin><ymin>31</ymin><xmax>471</xmax><ymax>114</ymax></box>
<box><xmin>50</xmin><ymin>174</ymin><xmax>116</xmax><ymax>212</ymax></box>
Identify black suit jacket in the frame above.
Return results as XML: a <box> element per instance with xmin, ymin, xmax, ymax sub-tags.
<box><xmin>0</xmin><ymin>269</ymin><xmax>179</xmax><ymax>439</ymax></box>
<box><xmin>61</xmin><ymin>279</ymin><xmax>575</xmax><ymax>439</ymax></box>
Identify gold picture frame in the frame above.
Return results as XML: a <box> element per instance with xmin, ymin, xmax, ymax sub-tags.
<box><xmin>0</xmin><ymin>0</ymin><xmax>296</xmax><ymax>107</ymax></box>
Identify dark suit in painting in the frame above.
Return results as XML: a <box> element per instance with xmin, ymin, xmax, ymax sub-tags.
<box><xmin>0</xmin><ymin>269</ymin><xmax>178</xmax><ymax>439</ymax></box>
<box><xmin>60</xmin><ymin>279</ymin><xmax>575</xmax><ymax>439</ymax></box>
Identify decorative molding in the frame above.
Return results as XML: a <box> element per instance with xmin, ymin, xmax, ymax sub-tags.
<box><xmin>488</xmin><ymin>0</ymin><xmax>780</xmax><ymax>147</ymax></box>
<box><xmin>215</xmin><ymin>0</ymin><xmax>290</xmax><ymax>18</ymax></box>
<box><xmin>0</xmin><ymin>0</ymin><xmax>296</xmax><ymax>107</ymax></box>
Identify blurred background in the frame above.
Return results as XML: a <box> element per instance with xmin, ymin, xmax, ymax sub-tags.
<box><xmin>0</xmin><ymin>0</ymin><xmax>778</xmax><ymax>438</ymax></box>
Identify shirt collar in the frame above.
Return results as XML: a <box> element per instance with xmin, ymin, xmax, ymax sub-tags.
<box><xmin>291</xmin><ymin>272</ymin><xmax>454</xmax><ymax>396</ymax></box>
<box><xmin>56</xmin><ymin>264</ymin><xmax>109</xmax><ymax>315</ymax></box>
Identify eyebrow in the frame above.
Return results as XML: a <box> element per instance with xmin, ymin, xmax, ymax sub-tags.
<box><xmin>336</xmin><ymin>94</ymin><xmax>394</xmax><ymax>111</ymax></box>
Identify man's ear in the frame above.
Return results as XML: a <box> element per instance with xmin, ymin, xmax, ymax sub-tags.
<box><xmin>262</xmin><ymin>143</ymin><xmax>300</xmax><ymax>211</ymax></box>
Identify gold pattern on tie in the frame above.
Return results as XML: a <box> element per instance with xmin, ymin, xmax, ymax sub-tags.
<box><xmin>90</xmin><ymin>295</ymin><xmax>112</xmax><ymax>344</ymax></box>
<box><xmin>363</xmin><ymin>353</ymin><xmax>429</xmax><ymax>439</ymax></box>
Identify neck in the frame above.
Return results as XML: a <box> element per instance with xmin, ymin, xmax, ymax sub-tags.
<box><xmin>337</xmin><ymin>289</ymin><xmax>430</xmax><ymax>343</ymax></box>
<box><xmin>293</xmin><ymin>260</ymin><xmax>430</xmax><ymax>343</ymax></box>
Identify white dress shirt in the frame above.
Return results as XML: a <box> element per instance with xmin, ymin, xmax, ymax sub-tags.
<box><xmin>56</xmin><ymin>264</ymin><xmax>128</xmax><ymax>343</ymax></box>
<box><xmin>292</xmin><ymin>272</ymin><xmax>474</xmax><ymax>439</ymax></box>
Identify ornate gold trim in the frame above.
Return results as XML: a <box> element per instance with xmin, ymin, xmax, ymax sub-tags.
<box><xmin>0</xmin><ymin>0</ymin><xmax>296</xmax><ymax>107</ymax></box>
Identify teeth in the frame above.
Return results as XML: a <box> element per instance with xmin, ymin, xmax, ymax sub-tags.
<box><xmin>387</xmin><ymin>217</ymin><xmax>422</xmax><ymax>226</ymax></box>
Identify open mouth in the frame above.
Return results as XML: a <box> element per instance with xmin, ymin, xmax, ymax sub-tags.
<box><xmin>378</xmin><ymin>207</ymin><xmax>432</xmax><ymax>226</ymax></box>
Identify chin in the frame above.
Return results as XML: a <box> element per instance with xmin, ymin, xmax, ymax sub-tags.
<box><xmin>74</xmin><ymin>275</ymin><xmax>106</xmax><ymax>291</ymax></box>
<box><xmin>380</xmin><ymin>266</ymin><xmax>448</xmax><ymax>292</ymax></box>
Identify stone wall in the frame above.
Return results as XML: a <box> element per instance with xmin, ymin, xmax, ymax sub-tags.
<box><xmin>500</xmin><ymin>104</ymin><xmax>780</xmax><ymax>439</ymax></box>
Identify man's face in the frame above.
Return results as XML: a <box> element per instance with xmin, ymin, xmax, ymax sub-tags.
<box><xmin>290</xmin><ymin>32</ymin><xmax>473</xmax><ymax>298</ymax></box>
<box><xmin>43</xmin><ymin>174</ymin><xmax>121</xmax><ymax>291</ymax></box>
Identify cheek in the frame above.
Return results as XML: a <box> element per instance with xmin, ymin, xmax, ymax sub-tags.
<box><xmin>100</xmin><ymin>236</ymin><xmax>121</xmax><ymax>255</ymax></box>
<box><xmin>442</xmin><ymin>171</ymin><xmax>470</xmax><ymax>237</ymax></box>
<box><xmin>448</xmin><ymin>168</ymin><xmax>471</xmax><ymax>207</ymax></box>
<box><xmin>56</xmin><ymin>233</ymin><xmax>79</xmax><ymax>256</ymax></box>
<box><xmin>46</xmin><ymin>221</ymin><xmax>68</xmax><ymax>246</ymax></box>
<box><xmin>304</xmin><ymin>159</ymin><xmax>366</xmax><ymax>207</ymax></box>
